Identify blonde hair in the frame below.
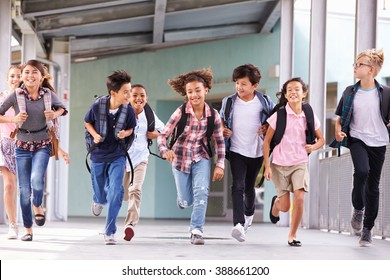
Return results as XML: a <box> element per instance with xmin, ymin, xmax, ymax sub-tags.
<box><xmin>357</xmin><ymin>49</ymin><xmax>384</xmax><ymax>77</ymax></box>
<box><xmin>168</xmin><ymin>68</ymin><xmax>213</xmax><ymax>96</ymax></box>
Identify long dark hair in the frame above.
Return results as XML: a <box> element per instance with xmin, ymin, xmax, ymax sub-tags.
<box><xmin>21</xmin><ymin>60</ymin><xmax>56</xmax><ymax>93</ymax></box>
<box><xmin>272</xmin><ymin>77</ymin><xmax>308</xmax><ymax>113</ymax></box>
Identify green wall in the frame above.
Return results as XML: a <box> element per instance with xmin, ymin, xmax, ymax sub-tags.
<box><xmin>68</xmin><ymin>24</ymin><xmax>281</xmax><ymax>218</ymax></box>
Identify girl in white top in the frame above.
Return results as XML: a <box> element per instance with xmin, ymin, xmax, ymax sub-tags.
<box><xmin>0</xmin><ymin>65</ymin><xmax>21</xmax><ymax>239</ymax></box>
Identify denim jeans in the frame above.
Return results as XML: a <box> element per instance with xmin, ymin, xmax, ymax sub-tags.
<box><xmin>91</xmin><ymin>156</ymin><xmax>125</xmax><ymax>235</ymax></box>
<box><xmin>229</xmin><ymin>151</ymin><xmax>263</xmax><ymax>226</ymax></box>
<box><xmin>16</xmin><ymin>146</ymin><xmax>51</xmax><ymax>228</ymax></box>
<box><xmin>172</xmin><ymin>158</ymin><xmax>210</xmax><ymax>234</ymax></box>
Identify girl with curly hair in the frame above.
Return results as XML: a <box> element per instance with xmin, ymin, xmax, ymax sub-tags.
<box><xmin>157</xmin><ymin>68</ymin><xmax>225</xmax><ymax>245</ymax></box>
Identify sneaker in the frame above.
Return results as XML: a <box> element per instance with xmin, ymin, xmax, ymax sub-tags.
<box><xmin>104</xmin><ymin>234</ymin><xmax>116</xmax><ymax>245</ymax></box>
<box><xmin>244</xmin><ymin>215</ymin><xmax>254</xmax><ymax>233</ymax></box>
<box><xmin>7</xmin><ymin>223</ymin><xmax>18</xmax><ymax>240</ymax></box>
<box><xmin>92</xmin><ymin>203</ymin><xmax>103</xmax><ymax>217</ymax></box>
<box><xmin>177</xmin><ymin>199</ymin><xmax>185</xmax><ymax>210</ymax></box>
<box><xmin>123</xmin><ymin>224</ymin><xmax>135</xmax><ymax>241</ymax></box>
<box><xmin>351</xmin><ymin>208</ymin><xmax>364</xmax><ymax>235</ymax></box>
<box><xmin>359</xmin><ymin>227</ymin><xmax>372</xmax><ymax>247</ymax></box>
<box><xmin>231</xmin><ymin>223</ymin><xmax>245</xmax><ymax>242</ymax></box>
<box><xmin>191</xmin><ymin>234</ymin><xmax>205</xmax><ymax>245</ymax></box>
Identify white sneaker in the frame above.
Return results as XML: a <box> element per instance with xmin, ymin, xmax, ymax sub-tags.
<box><xmin>7</xmin><ymin>223</ymin><xmax>18</xmax><ymax>240</ymax></box>
<box><xmin>92</xmin><ymin>203</ymin><xmax>103</xmax><ymax>217</ymax></box>
<box><xmin>104</xmin><ymin>234</ymin><xmax>116</xmax><ymax>245</ymax></box>
<box><xmin>244</xmin><ymin>215</ymin><xmax>254</xmax><ymax>233</ymax></box>
<box><xmin>231</xmin><ymin>224</ymin><xmax>246</xmax><ymax>242</ymax></box>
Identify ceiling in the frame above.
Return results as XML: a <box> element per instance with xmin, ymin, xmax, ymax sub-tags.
<box><xmin>13</xmin><ymin>0</ymin><xmax>281</xmax><ymax>62</ymax></box>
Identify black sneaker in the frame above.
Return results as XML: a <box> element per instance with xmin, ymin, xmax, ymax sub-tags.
<box><xmin>351</xmin><ymin>208</ymin><xmax>364</xmax><ymax>235</ymax></box>
<box><xmin>359</xmin><ymin>227</ymin><xmax>372</xmax><ymax>247</ymax></box>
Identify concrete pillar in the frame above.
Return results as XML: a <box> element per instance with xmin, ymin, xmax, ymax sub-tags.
<box><xmin>270</xmin><ymin>0</ymin><xmax>295</xmax><ymax>227</ymax></box>
<box><xmin>44</xmin><ymin>39</ymin><xmax>71</xmax><ymax>221</ymax></box>
<box><xmin>22</xmin><ymin>33</ymin><xmax>37</xmax><ymax>62</ymax></box>
<box><xmin>0</xmin><ymin>0</ymin><xmax>12</xmax><ymax>91</ymax></box>
<box><xmin>0</xmin><ymin>0</ymin><xmax>12</xmax><ymax>224</ymax></box>
<box><xmin>305</xmin><ymin>0</ymin><xmax>327</xmax><ymax>229</ymax></box>
<box><xmin>355</xmin><ymin>0</ymin><xmax>377</xmax><ymax>54</ymax></box>
<box><xmin>279</xmin><ymin>0</ymin><xmax>294</xmax><ymax>87</ymax></box>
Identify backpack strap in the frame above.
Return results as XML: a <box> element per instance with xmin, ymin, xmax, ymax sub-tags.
<box><xmin>302</xmin><ymin>103</ymin><xmax>316</xmax><ymax>145</ymax></box>
<box><xmin>202</xmin><ymin>103</ymin><xmax>215</xmax><ymax>157</ymax></box>
<box><xmin>223</xmin><ymin>97</ymin><xmax>233</xmax><ymax>128</ymax></box>
<box><xmin>15</xmin><ymin>88</ymin><xmax>26</xmax><ymax>129</ymax></box>
<box><xmin>270</xmin><ymin>106</ymin><xmax>287</xmax><ymax>153</ymax></box>
<box><xmin>43</xmin><ymin>90</ymin><xmax>54</xmax><ymax>130</ymax></box>
<box><xmin>168</xmin><ymin>102</ymin><xmax>187</xmax><ymax>149</ymax></box>
<box><xmin>144</xmin><ymin>103</ymin><xmax>165</xmax><ymax>160</ymax></box>
<box><xmin>98</xmin><ymin>96</ymin><xmax>109</xmax><ymax>142</ymax></box>
<box><xmin>143</xmin><ymin>103</ymin><xmax>155</xmax><ymax>147</ymax></box>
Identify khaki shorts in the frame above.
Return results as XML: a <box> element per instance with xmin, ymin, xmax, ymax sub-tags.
<box><xmin>270</xmin><ymin>162</ymin><xmax>309</xmax><ymax>197</ymax></box>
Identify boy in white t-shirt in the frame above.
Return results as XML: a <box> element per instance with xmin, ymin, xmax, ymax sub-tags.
<box><xmin>122</xmin><ymin>84</ymin><xmax>165</xmax><ymax>242</ymax></box>
<box><xmin>220</xmin><ymin>64</ymin><xmax>275</xmax><ymax>242</ymax></box>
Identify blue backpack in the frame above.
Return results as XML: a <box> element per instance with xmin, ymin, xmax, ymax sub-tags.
<box><xmin>85</xmin><ymin>95</ymin><xmax>135</xmax><ymax>183</ymax></box>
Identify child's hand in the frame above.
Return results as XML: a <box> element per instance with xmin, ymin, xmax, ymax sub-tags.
<box><xmin>44</xmin><ymin>110</ymin><xmax>56</xmax><ymax>120</ymax></box>
<box><xmin>335</xmin><ymin>130</ymin><xmax>347</xmax><ymax>141</ymax></box>
<box><xmin>223</xmin><ymin>128</ymin><xmax>232</xmax><ymax>138</ymax></box>
<box><xmin>264</xmin><ymin>166</ymin><xmax>272</xmax><ymax>180</ymax></box>
<box><xmin>162</xmin><ymin>150</ymin><xmax>176</xmax><ymax>163</ymax></box>
<box><xmin>305</xmin><ymin>144</ymin><xmax>315</xmax><ymax>153</ymax></box>
<box><xmin>212</xmin><ymin>166</ymin><xmax>224</xmax><ymax>182</ymax></box>
<box><xmin>147</xmin><ymin>129</ymin><xmax>160</xmax><ymax>139</ymax></box>
<box><xmin>258</xmin><ymin>124</ymin><xmax>268</xmax><ymax>135</ymax></box>
<box><xmin>14</xmin><ymin>111</ymin><xmax>28</xmax><ymax>123</ymax></box>
<box><xmin>93</xmin><ymin>134</ymin><xmax>102</xmax><ymax>144</ymax></box>
<box><xmin>117</xmin><ymin>130</ymin><xmax>128</xmax><ymax>139</ymax></box>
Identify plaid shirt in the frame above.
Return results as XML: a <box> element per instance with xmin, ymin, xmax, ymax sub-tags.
<box><xmin>158</xmin><ymin>102</ymin><xmax>225</xmax><ymax>173</ymax></box>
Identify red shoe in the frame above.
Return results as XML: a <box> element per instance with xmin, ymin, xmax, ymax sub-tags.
<box><xmin>124</xmin><ymin>224</ymin><xmax>135</xmax><ymax>241</ymax></box>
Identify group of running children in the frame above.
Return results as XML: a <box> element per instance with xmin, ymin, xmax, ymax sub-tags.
<box><xmin>2</xmin><ymin>48</ymin><xmax>388</xmax><ymax>249</ymax></box>
<box><xmin>83</xmin><ymin>48</ymin><xmax>390</xmax><ymax>247</ymax></box>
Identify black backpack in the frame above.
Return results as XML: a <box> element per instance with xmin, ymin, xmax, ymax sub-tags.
<box><xmin>270</xmin><ymin>102</ymin><xmax>316</xmax><ymax>154</ymax></box>
<box><xmin>143</xmin><ymin>103</ymin><xmax>164</xmax><ymax>159</ymax></box>
<box><xmin>168</xmin><ymin>102</ymin><xmax>215</xmax><ymax>157</ymax></box>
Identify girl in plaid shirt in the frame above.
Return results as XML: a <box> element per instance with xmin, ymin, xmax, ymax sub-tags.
<box><xmin>157</xmin><ymin>68</ymin><xmax>225</xmax><ymax>245</ymax></box>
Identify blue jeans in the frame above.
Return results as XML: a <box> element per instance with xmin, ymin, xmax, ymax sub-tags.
<box><xmin>16</xmin><ymin>146</ymin><xmax>51</xmax><ymax>228</ymax></box>
<box><xmin>172</xmin><ymin>158</ymin><xmax>210</xmax><ymax>233</ymax></box>
<box><xmin>91</xmin><ymin>156</ymin><xmax>125</xmax><ymax>235</ymax></box>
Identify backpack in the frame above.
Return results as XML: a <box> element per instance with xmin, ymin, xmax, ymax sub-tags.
<box><xmin>85</xmin><ymin>95</ymin><xmax>135</xmax><ymax>184</ymax></box>
<box><xmin>270</xmin><ymin>102</ymin><xmax>316</xmax><ymax>154</ymax></box>
<box><xmin>168</xmin><ymin>102</ymin><xmax>215</xmax><ymax>157</ymax></box>
<box><xmin>13</xmin><ymin>87</ymin><xmax>60</xmax><ymax>160</ymax></box>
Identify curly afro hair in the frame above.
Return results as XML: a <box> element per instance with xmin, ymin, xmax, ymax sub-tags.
<box><xmin>168</xmin><ymin>68</ymin><xmax>213</xmax><ymax>96</ymax></box>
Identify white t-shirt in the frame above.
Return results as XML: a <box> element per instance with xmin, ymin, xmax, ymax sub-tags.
<box><xmin>350</xmin><ymin>87</ymin><xmax>389</xmax><ymax>147</ymax></box>
<box><xmin>230</xmin><ymin>96</ymin><xmax>263</xmax><ymax>158</ymax></box>
<box><xmin>126</xmin><ymin>109</ymin><xmax>165</xmax><ymax>171</ymax></box>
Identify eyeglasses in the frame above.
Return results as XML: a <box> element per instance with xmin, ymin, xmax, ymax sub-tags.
<box><xmin>352</xmin><ymin>62</ymin><xmax>372</xmax><ymax>68</ymax></box>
